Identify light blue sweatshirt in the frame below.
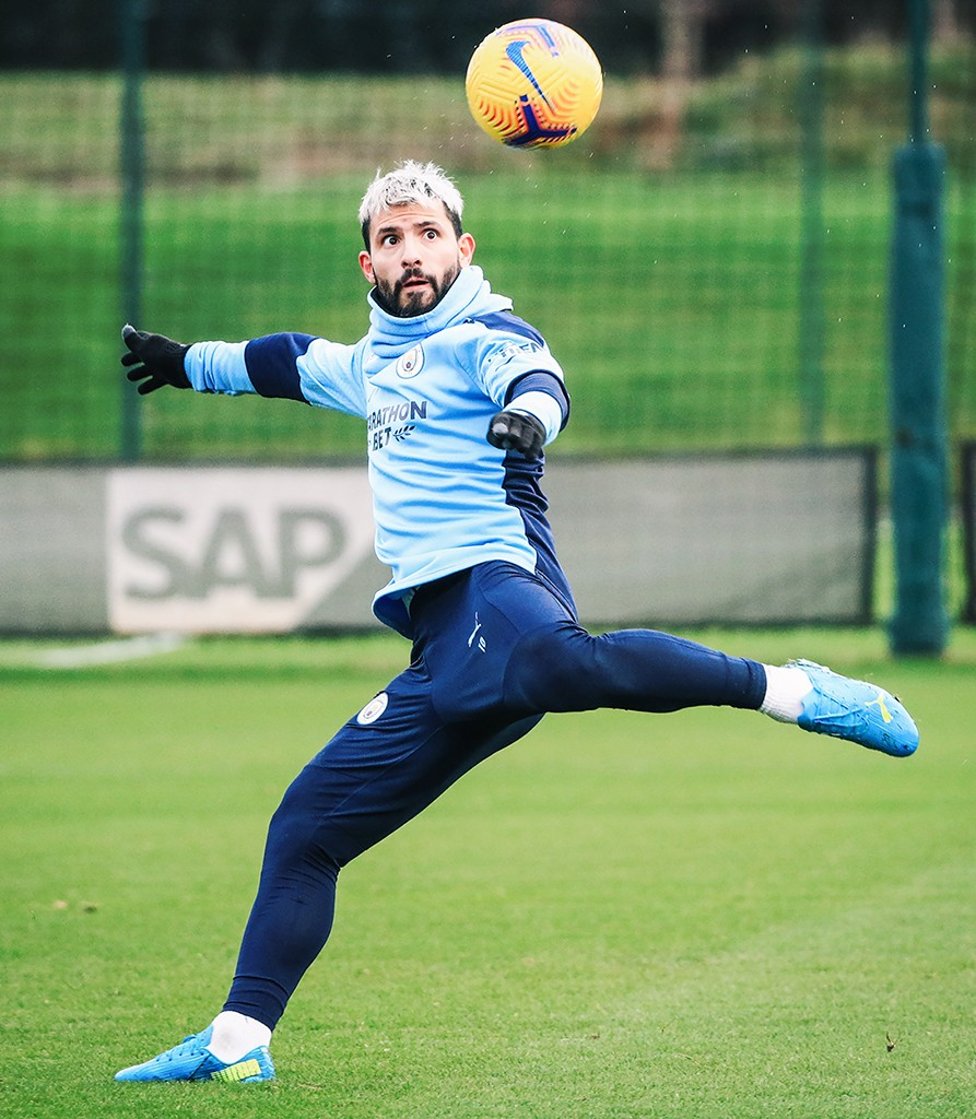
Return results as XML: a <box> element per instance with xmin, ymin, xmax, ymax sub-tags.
<box><xmin>184</xmin><ymin>265</ymin><xmax>570</xmax><ymax>634</ymax></box>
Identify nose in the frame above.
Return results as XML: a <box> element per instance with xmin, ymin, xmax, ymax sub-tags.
<box><xmin>400</xmin><ymin>233</ymin><xmax>423</xmax><ymax>266</ymax></box>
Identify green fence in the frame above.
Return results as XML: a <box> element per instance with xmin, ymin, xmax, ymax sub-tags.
<box><xmin>1</xmin><ymin>28</ymin><xmax>975</xmax><ymax>465</ymax></box>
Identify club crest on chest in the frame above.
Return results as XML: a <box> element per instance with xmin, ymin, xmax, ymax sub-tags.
<box><xmin>396</xmin><ymin>345</ymin><xmax>425</xmax><ymax>379</ymax></box>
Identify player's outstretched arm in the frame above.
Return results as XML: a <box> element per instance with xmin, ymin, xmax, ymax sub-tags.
<box><xmin>121</xmin><ymin>324</ymin><xmax>191</xmax><ymax>394</ymax></box>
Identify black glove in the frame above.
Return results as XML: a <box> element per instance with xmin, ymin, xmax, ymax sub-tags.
<box><xmin>486</xmin><ymin>408</ymin><xmax>546</xmax><ymax>458</ymax></box>
<box><xmin>121</xmin><ymin>324</ymin><xmax>191</xmax><ymax>394</ymax></box>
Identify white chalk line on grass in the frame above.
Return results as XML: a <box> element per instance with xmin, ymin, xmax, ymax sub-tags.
<box><xmin>32</xmin><ymin>632</ymin><xmax>188</xmax><ymax>669</ymax></box>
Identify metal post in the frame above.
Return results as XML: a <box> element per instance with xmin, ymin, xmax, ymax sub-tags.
<box><xmin>798</xmin><ymin>0</ymin><xmax>825</xmax><ymax>444</ymax></box>
<box><xmin>888</xmin><ymin>0</ymin><xmax>949</xmax><ymax>654</ymax></box>
<box><xmin>119</xmin><ymin>0</ymin><xmax>146</xmax><ymax>461</ymax></box>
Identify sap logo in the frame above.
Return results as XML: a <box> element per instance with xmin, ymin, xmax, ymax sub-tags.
<box><xmin>121</xmin><ymin>506</ymin><xmax>344</xmax><ymax>600</ymax></box>
<box><xmin>107</xmin><ymin>467</ymin><xmax>378</xmax><ymax>633</ymax></box>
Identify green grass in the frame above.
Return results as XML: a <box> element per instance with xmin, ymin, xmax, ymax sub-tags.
<box><xmin>2</xmin><ymin>630</ymin><xmax>975</xmax><ymax>1117</ymax></box>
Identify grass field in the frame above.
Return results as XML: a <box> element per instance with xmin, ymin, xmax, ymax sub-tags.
<box><xmin>2</xmin><ymin>629</ymin><xmax>975</xmax><ymax>1118</ymax></box>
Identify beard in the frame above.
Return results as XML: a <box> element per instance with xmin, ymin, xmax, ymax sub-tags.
<box><xmin>373</xmin><ymin>259</ymin><xmax>462</xmax><ymax>318</ymax></box>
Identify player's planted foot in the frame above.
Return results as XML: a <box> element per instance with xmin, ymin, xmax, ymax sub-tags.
<box><xmin>790</xmin><ymin>659</ymin><xmax>919</xmax><ymax>757</ymax></box>
<box><xmin>114</xmin><ymin>1025</ymin><xmax>275</xmax><ymax>1083</ymax></box>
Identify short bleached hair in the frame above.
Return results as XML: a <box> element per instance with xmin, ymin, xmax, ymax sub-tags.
<box><xmin>358</xmin><ymin>160</ymin><xmax>465</xmax><ymax>247</ymax></box>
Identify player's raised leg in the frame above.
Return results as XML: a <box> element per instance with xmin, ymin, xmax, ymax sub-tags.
<box><xmin>486</xmin><ymin>566</ymin><xmax>918</xmax><ymax>757</ymax></box>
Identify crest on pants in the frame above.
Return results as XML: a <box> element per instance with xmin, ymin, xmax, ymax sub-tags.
<box><xmin>356</xmin><ymin>692</ymin><xmax>389</xmax><ymax>725</ymax></box>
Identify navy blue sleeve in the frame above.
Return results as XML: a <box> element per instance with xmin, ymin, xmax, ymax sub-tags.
<box><xmin>244</xmin><ymin>333</ymin><xmax>316</xmax><ymax>402</ymax></box>
<box><xmin>466</xmin><ymin>310</ymin><xmax>546</xmax><ymax>347</ymax></box>
<box><xmin>505</xmin><ymin>370</ymin><xmax>571</xmax><ymax>430</ymax></box>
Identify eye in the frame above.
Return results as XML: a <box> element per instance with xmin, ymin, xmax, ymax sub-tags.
<box><xmin>382</xmin><ymin>234</ymin><xmax>399</xmax><ymax>247</ymax></box>
<box><xmin>424</xmin><ymin>228</ymin><xmax>439</xmax><ymax>240</ymax></box>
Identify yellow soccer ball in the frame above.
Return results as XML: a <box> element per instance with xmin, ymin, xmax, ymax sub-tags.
<box><xmin>465</xmin><ymin>18</ymin><xmax>603</xmax><ymax>149</ymax></box>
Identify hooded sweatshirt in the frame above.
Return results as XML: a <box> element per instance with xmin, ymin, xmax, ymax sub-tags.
<box><xmin>184</xmin><ymin>265</ymin><xmax>571</xmax><ymax>635</ymax></box>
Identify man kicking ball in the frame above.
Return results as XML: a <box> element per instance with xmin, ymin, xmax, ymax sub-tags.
<box><xmin>114</xmin><ymin>160</ymin><xmax>918</xmax><ymax>1084</ymax></box>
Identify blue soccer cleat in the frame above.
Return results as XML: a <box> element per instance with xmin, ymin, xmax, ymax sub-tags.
<box><xmin>114</xmin><ymin>1025</ymin><xmax>275</xmax><ymax>1083</ymax></box>
<box><xmin>790</xmin><ymin>659</ymin><xmax>918</xmax><ymax>757</ymax></box>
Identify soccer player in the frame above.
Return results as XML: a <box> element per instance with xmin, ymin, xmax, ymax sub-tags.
<box><xmin>114</xmin><ymin>160</ymin><xmax>918</xmax><ymax>1084</ymax></box>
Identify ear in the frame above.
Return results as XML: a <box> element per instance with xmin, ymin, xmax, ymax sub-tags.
<box><xmin>458</xmin><ymin>232</ymin><xmax>476</xmax><ymax>267</ymax></box>
<box><xmin>359</xmin><ymin>250</ymin><xmax>375</xmax><ymax>284</ymax></box>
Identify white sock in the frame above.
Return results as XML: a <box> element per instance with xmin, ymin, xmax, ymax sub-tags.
<box><xmin>759</xmin><ymin>663</ymin><xmax>813</xmax><ymax>723</ymax></box>
<box><xmin>208</xmin><ymin>1011</ymin><xmax>272</xmax><ymax>1063</ymax></box>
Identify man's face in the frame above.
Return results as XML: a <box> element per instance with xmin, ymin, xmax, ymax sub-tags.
<box><xmin>359</xmin><ymin>201</ymin><xmax>476</xmax><ymax>317</ymax></box>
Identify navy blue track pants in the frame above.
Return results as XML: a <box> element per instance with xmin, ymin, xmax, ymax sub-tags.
<box><xmin>224</xmin><ymin>562</ymin><xmax>766</xmax><ymax>1028</ymax></box>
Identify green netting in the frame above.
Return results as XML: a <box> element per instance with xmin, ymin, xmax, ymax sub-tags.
<box><xmin>1</xmin><ymin>36</ymin><xmax>974</xmax><ymax>462</ymax></box>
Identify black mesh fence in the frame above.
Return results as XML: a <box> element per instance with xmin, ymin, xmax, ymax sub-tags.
<box><xmin>2</xmin><ymin>6</ymin><xmax>974</xmax><ymax>464</ymax></box>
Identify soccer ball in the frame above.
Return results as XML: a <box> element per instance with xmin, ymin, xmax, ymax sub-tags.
<box><xmin>465</xmin><ymin>19</ymin><xmax>603</xmax><ymax>149</ymax></box>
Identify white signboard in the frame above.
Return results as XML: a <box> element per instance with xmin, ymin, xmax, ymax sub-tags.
<box><xmin>106</xmin><ymin>467</ymin><xmax>377</xmax><ymax>633</ymax></box>
<box><xmin>0</xmin><ymin>452</ymin><xmax>874</xmax><ymax>634</ymax></box>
